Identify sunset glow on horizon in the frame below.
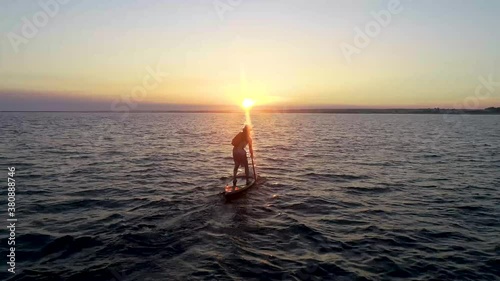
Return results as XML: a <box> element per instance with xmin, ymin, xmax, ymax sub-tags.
<box><xmin>242</xmin><ymin>98</ymin><xmax>255</xmax><ymax>109</ymax></box>
<box><xmin>1</xmin><ymin>0</ymin><xmax>499</xmax><ymax>111</ymax></box>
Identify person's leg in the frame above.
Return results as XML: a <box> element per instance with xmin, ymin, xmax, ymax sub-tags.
<box><xmin>232</xmin><ymin>149</ymin><xmax>239</xmax><ymax>186</ymax></box>
<box><xmin>233</xmin><ymin>163</ymin><xmax>239</xmax><ymax>186</ymax></box>
<box><xmin>243</xmin><ymin>157</ymin><xmax>250</xmax><ymax>184</ymax></box>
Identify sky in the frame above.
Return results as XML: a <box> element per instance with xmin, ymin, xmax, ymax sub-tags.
<box><xmin>0</xmin><ymin>0</ymin><xmax>499</xmax><ymax>111</ymax></box>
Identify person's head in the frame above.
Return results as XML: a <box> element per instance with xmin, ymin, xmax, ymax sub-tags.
<box><xmin>243</xmin><ymin>125</ymin><xmax>251</xmax><ymax>134</ymax></box>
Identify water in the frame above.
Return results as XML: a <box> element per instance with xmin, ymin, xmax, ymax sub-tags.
<box><xmin>0</xmin><ymin>112</ymin><xmax>499</xmax><ymax>281</ymax></box>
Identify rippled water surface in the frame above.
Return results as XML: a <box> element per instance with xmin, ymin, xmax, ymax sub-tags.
<box><xmin>0</xmin><ymin>113</ymin><xmax>499</xmax><ymax>281</ymax></box>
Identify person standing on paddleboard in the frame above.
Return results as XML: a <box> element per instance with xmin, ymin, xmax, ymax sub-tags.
<box><xmin>231</xmin><ymin>125</ymin><xmax>253</xmax><ymax>186</ymax></box>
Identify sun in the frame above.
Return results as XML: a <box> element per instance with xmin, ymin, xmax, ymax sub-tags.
<box><xmin>242</xmin><ymin>98</ymin><xmax>255</xmax><ymax>109</ymax></box>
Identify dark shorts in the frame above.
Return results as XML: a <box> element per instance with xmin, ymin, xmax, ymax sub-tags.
<box><xmin>233</xmin><ymin>148</ymin><xmax>248</xmax><ymax>166</ymax></box>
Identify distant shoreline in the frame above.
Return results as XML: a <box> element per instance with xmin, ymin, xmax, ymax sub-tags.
<box><xmin>1</xmin><ymin>108</ymin><xmax>500</xmax><ymax>114</ymax></box>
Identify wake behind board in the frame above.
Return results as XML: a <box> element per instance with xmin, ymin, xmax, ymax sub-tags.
<box><xmin>224</xmin><ymin>176</ymin><xmax>256</xmax><ymax>198</ymax></box>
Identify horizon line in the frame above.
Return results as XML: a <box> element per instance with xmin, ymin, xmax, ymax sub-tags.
<box><xmin>1</xmin><ymin>107</ymin><xmax>499</xmax><ymax>114</ymax></box>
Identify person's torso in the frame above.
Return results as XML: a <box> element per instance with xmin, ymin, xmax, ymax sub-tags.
<box><xmin>234</xmin><ymin>138</ymin><xmax>248</xmax><ymax>151</ymax></box>
<box><xmin>232</xmin><ymin>132</ymin><xmax>249</xmax><ymax>151</ymax></box>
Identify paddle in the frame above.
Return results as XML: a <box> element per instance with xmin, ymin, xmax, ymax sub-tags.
<box><xmin>250</xmin><ymin>143</ymin><xmax>257</xmax><ymax>180</ymax></box>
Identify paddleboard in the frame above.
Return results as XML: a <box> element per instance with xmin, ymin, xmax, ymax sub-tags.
<box><xmin>224</xmin><ymin>175</ymin><xmax>256</xmax><ymax>198</ymax></box>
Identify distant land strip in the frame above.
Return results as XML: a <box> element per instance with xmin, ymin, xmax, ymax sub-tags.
<box><xmin>1</xmin><ymin>108</ymin><xmax>500</xmax><ymax>114</ymax></box>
